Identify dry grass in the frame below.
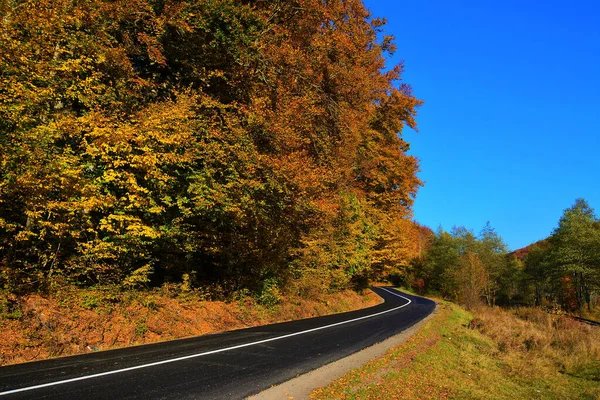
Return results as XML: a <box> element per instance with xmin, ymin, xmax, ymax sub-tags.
<box><xmin>0</xmin><ymin>287</ymin><xmax>381</xmax><ymax>366</ymax></box>
<box><xmin>311</xmin><ymin>299</ymin><xmax>600</xmax><ymax>400</ymax></box>
<box><xmin>472</xmin><ymin>306</ymin><xmax>600</xmax><ymax>382</ymax></box>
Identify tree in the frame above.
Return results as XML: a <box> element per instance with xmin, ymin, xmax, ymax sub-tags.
<box><xmin>411</xmin><ymin>223</ymin><xmax>513</xmax><ymax>307</ymax></box>
<box><xmin>523</xmin><ymin>241</ymin><xmax>552</xmax><ymax>307</ymax></box>
<box><xmin>549</xmin><ymin>199</ymin><xmax>600</xmax><ymax>311</ymax></box>
<box><xmin>497</xmin><ymin>255</ymin><xmax>528</xmax><ymax>305</ymax></box>
<box><xmin>411</xmin><ymin>228</ymin><xmax>460</xmax><ymax>295</ymax></box>
<box><xmin>454</xmin><ymin>252</ymin><xmax>488</xmax><ymax>309</ymax></box>
<box><xmin>477</xmin><ymin>222</ymin><xmax>508</xmax><ymax>306</ymax></box>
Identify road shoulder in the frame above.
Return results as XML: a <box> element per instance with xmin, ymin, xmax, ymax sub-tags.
<box><xmin>249</xmin><ymin>302</ymin><xmax>438</xmax><ymax>400</ymax></box>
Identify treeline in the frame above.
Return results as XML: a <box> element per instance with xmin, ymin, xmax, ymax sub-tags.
<box><xmin>523</xmin><ymin>199</ymin><xmax>600</xmax><ymax>312</ymax></box>
<box><xmin>409</xmin><ymin>223</ymin><xmax>521</xmax><ymax>309</ymax></box>
<box><xmin>0</xmin><ymin>0</ymin><xmax>425</xmax><ymax>296</ymax></box>
<box><xmin>410</xmin><ymin>199</ymin><xmax>600</xmax><ymax>312</ymax></box>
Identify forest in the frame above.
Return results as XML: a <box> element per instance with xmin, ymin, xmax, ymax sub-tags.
<box><xmin>0</xmin><ymin>0</ymin><xmax>427</xmax><ymax>298</ymax></box>
<box><xmin>1</xmin><ymin>0</ymin><xmax>598</xmax><ymax>317</ymax></box>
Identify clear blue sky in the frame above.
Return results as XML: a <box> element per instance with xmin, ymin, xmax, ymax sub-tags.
<box><xmin>363</xmin><ymin>0</ymin><xmax>600</xmax><ymax>250</ymax></box>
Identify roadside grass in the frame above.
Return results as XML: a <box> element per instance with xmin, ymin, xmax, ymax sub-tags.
<box><xmin>311</xmin><ymin>299</ymin><xmax>600</xmax><ymax>400</ymax></box>
<box><xmin>0</xmin><ymin>286</ymin><xmax>381</xmax><ymax>366</ymax></box>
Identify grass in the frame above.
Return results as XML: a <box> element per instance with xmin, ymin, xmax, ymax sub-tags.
<box><xmin>311</xmin><ymin>299</ymin><xmax>600</xmax><ymax>400</ymax></box>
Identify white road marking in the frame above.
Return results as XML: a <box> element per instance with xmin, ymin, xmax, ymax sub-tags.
<box><xmin>0</xmin><ymin>288</ymin><xmax>412</xmax><ymax>397</ymax></box>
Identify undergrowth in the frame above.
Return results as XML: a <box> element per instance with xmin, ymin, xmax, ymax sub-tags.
<box><xmin>0</xmin><ymin>285</ymin><xmax>381</xmax><ymax>366</ymax></box>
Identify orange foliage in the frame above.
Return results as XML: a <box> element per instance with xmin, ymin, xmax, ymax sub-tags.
<box><xmin>0</xmin><ymin>288</ymin><xmax>381</xmax><ymax>366</ymax></box>
<box><xmin>0</xmin><ymin>0</ymin><xmax>423</xmax><ymax>294</ymax></box>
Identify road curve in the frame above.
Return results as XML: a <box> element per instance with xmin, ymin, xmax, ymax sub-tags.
<box><xmin>0</xmin><ymin>287</ymin><xmax>435</xmax><ymax>399</ymax></box>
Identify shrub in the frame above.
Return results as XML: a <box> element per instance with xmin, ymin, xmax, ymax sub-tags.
<box><xmin>257</xmin><ymin>278</ymin><xmax>282</xmax><ymax>307</ymax></box>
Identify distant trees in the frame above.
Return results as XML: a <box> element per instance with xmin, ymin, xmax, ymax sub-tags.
<box><xmin>411</xmin><ymin>224</ymin><xmax>516</xmax><ymax>309</ymax></box>
<box><xmin>523</xmin><ymin>199</ymin><xmax>600</xmax><ymax>311</ymax></box>
<box><xmin>550</xmin><ymin>199</ymin><xmax>600</xmax><ymax>310</ymax></box>
<box><xmin>413</xmin><ymin>199</ymin><xmax>600</xmax><ymax>312</ymax></box>
<box><xmin>0</xmin><ymin>0</ymin><xmax>423</xmax><ymax>296</ymax></box>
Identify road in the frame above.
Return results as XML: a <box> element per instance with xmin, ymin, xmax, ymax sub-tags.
<box><xmin>0</xmin><ymin>287</ymin><xmax>435</xmax><ymax>399</ymax></box>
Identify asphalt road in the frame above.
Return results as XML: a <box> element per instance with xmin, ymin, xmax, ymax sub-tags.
<box><xmin>0</xmin><ymin>287</ymin><xmax>435</xmax><ymax>399</ymax></box>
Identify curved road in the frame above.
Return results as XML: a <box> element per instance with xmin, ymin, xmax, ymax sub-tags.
<box><xmin>0</xmin><ymin>287</ymin><xmax>435</xmax><ymax>399</ymax></box>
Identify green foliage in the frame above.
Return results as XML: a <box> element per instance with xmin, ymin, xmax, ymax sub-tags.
<box><xmin>523</xmin><ymin>199</ymin><xmax>600</xmax><ymax>311</ymax></box>
<box><xmin>134</xmin><ymin>321</ymin><xmax>148</xmax><ymax>338</ymax></box>
<box><xmin>414</xmin><ymin>199</ymin><xmax>600</xmax><ymax>312</ymax></box>
<box><xmin>292</xmin><ymin>193</ymin><xmax>378</xmax><ymax>292</ymax></box>
<box><xmin>549</xmin><ymin>199</ymin><xmax>600</xmax><ymax>310</ymax></box>
<box><xmin>523</xmin><ymin>241</ymin><xmax>553</xmax><ymax>306</ymax></box>
<box><xmin>79</xmin><ymin>293</ymin><xmax>101</xmax><ymax>310</ymax></box>
<box><xmin>411</xmin><ymin>224</ymin><xmax>514</xmax><ymax>307</ymax></box>
<box><xmin>122</xmin><ymin>264</ymin><xmax>154</xmax><ymax>289</ymax></box>
<box><xmin>256</xmin><ymin>278</ymin><xmax>282</xmax><ymax>307</ymax></box>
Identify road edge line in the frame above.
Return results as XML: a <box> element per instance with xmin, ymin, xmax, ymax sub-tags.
<box><xmin>249</xmin><ymin>298</ymin><xmax>438</xmax><ymax>400</ymax></box>
<box><xmin>0</xmin><ymin>288</ymin><xmax>411</xmax><ymax>397</ymax></box>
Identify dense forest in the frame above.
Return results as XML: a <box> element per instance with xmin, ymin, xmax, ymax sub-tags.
<box><xmin>411</xmin><ymin>199</ymin><xmax>600</xmax><ymax>312</ymax></box>
<box><xmin>0</xmin><ymin>0</ymin><xmax>428</xmax><ymax>297</ymax></box>
<box><xmin>1</xmin><ymin>0</ymin><xmax>598</xmax><ymax>316</ymax></box>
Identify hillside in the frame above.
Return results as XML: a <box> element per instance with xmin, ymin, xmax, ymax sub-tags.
<box><xmin>510</xmin><ymin>239</ymin><xmax>549</xmax><ymax>261</ymax></box>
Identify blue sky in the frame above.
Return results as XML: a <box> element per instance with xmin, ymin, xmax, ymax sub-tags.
<box><xmin>363</xmin><ymin>0</ymin><xmax>600</xmax><ymax>250</ymax></box>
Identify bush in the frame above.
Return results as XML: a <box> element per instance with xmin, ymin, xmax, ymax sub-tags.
<box><xmin>257</xmin><ymin>278</ymin><xmax>282</xmax><ymax>307</ymax></box>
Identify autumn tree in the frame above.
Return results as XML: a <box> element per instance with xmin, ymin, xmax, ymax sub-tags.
<box><xmin>0</xmin><ymin>0</ymin><xmax>423</xmax><ymax>296</ymax></box>
<box><xmin>454</xmin><ymin>252</ymin><xmax>488</xmax><ymax>309</ymax></box>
